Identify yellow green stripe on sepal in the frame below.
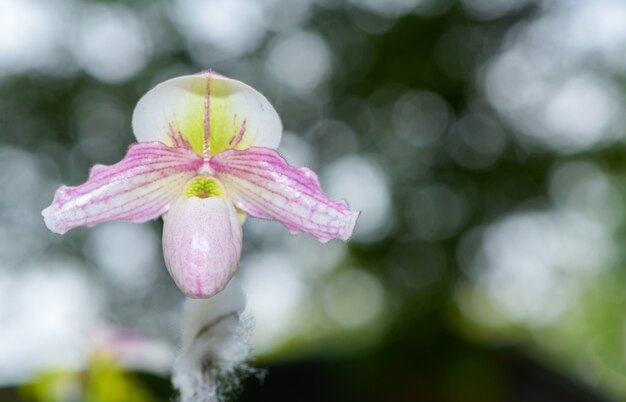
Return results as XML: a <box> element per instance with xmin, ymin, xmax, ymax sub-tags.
<box><xmin>177</xmin><ymin>78</ymin><xmax>249</xmax><ymax>156</ymax></box>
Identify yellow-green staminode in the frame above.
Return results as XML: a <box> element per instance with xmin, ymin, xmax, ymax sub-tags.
<box><xmin>183</xmin><ymin>177</ymin><xmax>225</xmax><ymax>199</ymax></box>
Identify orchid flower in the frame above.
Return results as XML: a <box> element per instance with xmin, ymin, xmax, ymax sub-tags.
<box><xmin>42</xmin><ymin>71</ymin><xmax>359</xmax><ymax>298</ymax></box>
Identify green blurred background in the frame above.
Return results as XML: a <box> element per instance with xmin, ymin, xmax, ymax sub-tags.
<box><xmin>1</xmin><ymin>0</ymin><xmax>626</xmax><ymax>401</ymax></box>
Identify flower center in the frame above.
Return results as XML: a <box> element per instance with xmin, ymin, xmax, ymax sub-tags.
<box><xmin>183</xmin><ymin>177</ymin><xmax>225</xmax><ymax>199</ymax></box>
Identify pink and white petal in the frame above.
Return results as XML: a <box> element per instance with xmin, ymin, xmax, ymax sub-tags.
<box><xmin>210</xmin><ymin>147</ymin><xmax>359</xmax><ymax>243</ymax></box>
<box><xmin>162</xmin><ymin>196</ymin><xmax>242</xmax><ymax>298</ymax></box>
<box><xmin>132</xmin><ymin>71</ymin><xmax>282</xmax><ymax>157</ymax></box>
<box><xmin>42</xmin><ymin>142</ymin><xmax>202</xmax><ymax>234</ymax></box>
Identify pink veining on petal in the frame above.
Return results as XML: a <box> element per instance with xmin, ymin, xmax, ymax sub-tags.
<box><xmin>211</xmin><ymin>147</ymin><xmax>359</xmax><ymax>243</ymax></box>
<box><xmin>42</xmin><ymin>142</ymin><xmax>202</xmax><ymax>234</ymax></box>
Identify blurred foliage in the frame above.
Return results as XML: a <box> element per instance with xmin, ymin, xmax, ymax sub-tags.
<box><xmin>20</xmin><ymin>355</ymin><xmax>155</xmax><ymax>402</ymax></box>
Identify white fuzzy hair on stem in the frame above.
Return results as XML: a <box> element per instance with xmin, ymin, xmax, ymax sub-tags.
<box><xmin>172</xmin><ymin>279</ymin><xmax>254</xmax><ymax>402</ymax></box>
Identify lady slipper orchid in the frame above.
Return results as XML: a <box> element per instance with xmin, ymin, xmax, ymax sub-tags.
<box><xmin>42</xmin><ymin>71</ymin><xmax>359</xmax><ymax>298</ymax></box>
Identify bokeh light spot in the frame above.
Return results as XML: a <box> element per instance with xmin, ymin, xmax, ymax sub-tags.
<box><xmin>324</xmin><ymin>155</ymin><xmax>392</xmax><ymax>243</ymax></box>
<box><xmin>322</xmin><ymin>268</ymin><xmax>385</xmax><ymax>328</ymax></box>
<box><xmin>266</xmin><ymin>30</ymin><xmax>332</xmax><ymax>92</ymax></box>
<box><xmin>73</xmin><ymin>4</ymin><xmax>151</xmax><ymax>83</ymax></box>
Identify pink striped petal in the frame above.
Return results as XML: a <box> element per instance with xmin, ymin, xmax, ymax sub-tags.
<box><xmin>162</xmin><ymin>196</ymin><xmax>242</xmax><ymax>298</ymax></box>
<box><xmin>42</xmin><ymin>142</ymin><xmax>202</xmax><ymax>234</ymax></box>
<box><xmin>132</xmin><ymin>71</ymin><xmax>282</xmax><ymax>157</ymax></box>
<box><xmin>210</xmin><ymin>147</ymin><xmax>359</xmax><ymax>243</ymax></box>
